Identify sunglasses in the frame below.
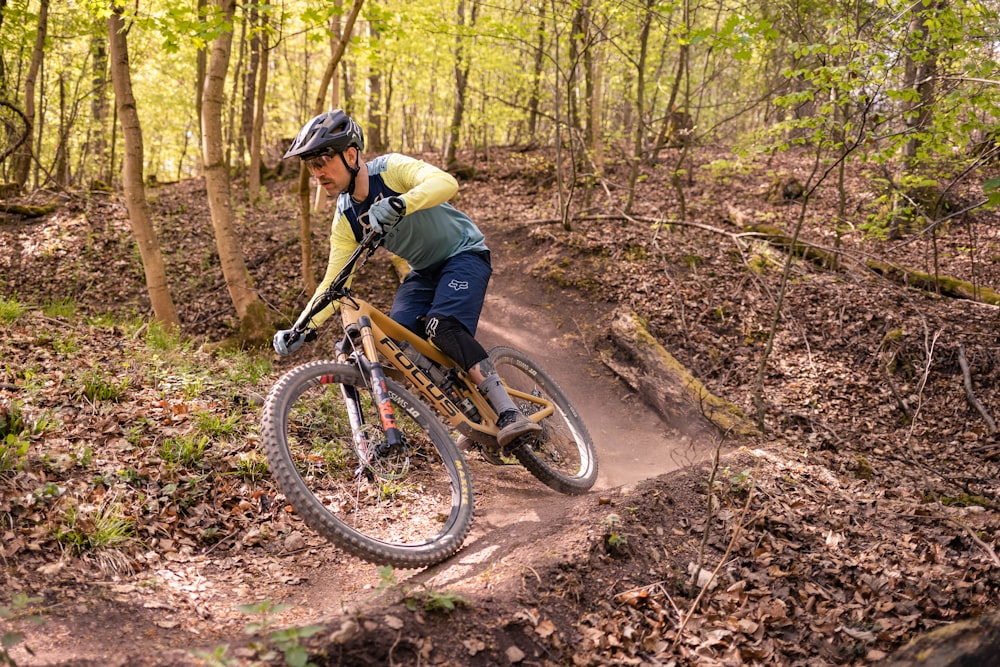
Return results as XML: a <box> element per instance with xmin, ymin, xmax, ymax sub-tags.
<box><xmin>304</xmin><ymin>153</ymin><xmax>334</xmax><ymax>172</ymax></box>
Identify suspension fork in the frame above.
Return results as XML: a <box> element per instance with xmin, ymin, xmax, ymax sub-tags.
<box><xmin>354</xmin><ymin>316</ymin><xmax>404</xmax><ymax>452</ymax></box>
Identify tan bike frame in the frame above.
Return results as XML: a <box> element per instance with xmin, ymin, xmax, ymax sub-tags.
<box><xmin>335</xmin><ymin>295</ymin><xmax>554</xmax><ymax>442</ymax></box>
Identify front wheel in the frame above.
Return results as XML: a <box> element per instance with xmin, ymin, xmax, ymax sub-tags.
<box><xmin>489</xmin><ymin>346</ymin><xmax>598</xmax><ymax>495</ymax></box>
<box><xmin>261</xmin><ymin>360</ymin><xmax>474</xmax><ymax>568</ymax></box>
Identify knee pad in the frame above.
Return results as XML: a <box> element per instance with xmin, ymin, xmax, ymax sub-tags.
<box><xmin>425</xmin><ymin>315</ymin><xmax>488</xmax><ymax>371</ymax></box>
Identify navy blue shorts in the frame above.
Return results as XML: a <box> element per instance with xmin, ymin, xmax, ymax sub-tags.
<box><xmin>389</xmin><ymin>250</ymin><xmax>492</xmax><ymax>337</ymax></box>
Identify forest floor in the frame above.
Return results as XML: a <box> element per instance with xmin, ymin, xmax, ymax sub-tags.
<box><xmin>1</xmin><ymin>146</ymin><xmax>1000</xmax><ymax>666</ymax></box>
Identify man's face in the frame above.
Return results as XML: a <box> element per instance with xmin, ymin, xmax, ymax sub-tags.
<box><xmin>307</xmin><ymin>148</ymin><xmax>355</xmax><ymax>196</ymax></box>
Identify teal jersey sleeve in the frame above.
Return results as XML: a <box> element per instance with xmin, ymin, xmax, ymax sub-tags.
<box><xmin>294</xmin><ymin>153</ymin><xmax>489</xmax><ymax>329</ymax></box>
<box><xmin>373</xmin><ymin>154</ymin><xmax>489</xmax><ymax>271</ymax></box>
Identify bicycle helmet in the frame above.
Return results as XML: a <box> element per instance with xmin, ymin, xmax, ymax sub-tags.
<box><xmin>283</xmin><ymin>110</ymin><xmax>365</xmax><ymax>160</ymax></box>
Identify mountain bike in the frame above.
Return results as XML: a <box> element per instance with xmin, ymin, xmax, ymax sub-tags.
<box><xmin>260</xmin><ymin>229</ymin><xmax>598</xmax><ymax>568</ymax></box>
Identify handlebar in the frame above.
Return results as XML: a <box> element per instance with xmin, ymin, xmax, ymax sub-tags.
<box><xmin>289</xmin><ymin>228</ymin><xmax>383</xmax><ymax>338</ymax></box>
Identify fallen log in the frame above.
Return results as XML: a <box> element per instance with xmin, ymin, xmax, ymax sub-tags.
<box><xmin>743</xmin><ymin>223</ymin><xmax>840</xmax><ymax>269</ymax></box>
<box><xmin>866</xmin><ymin>259</ymin><xmax>1000</xmax><ymax>306</ymax></box>
<box><xmin>602</xmin><ymin>308</ymin><xmax>757</xmax><ymax>437</ymax></box>
<box><xmin>0</xmin><ymin>202</ymin><xmax>56</xmax><ymax>218</ymax></box>
<box><xmin>746</xmin><ymin>221</ymin><xmax>1000</xmax><ymax>307</ymax></box>
<box><xmin>884</xmin><ymin>610</ymin><xmax>1000</xmax><ymax>666</ymax></box>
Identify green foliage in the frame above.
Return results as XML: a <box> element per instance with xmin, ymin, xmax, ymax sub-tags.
<box><xmin>145</xmin><ymin>320</ymin><xmax>183</xmax><ymax>351</ymax></box>
<box><xmin>601</xmin><ymin>514</ymin><xmax>630</xmax><ymax>555</ymax></box>
<box><xmin>1</xmin><ymin>400</ymin><xmax>34</xmax><ymax>440</ymax></box>
<box><xmin>860</xmin><ymin>173</ymin><xmax>942</xmax><ymax>239</ymax></box>
<box><xmin>42</xmin><ymin>298</ymin><xmax>77</xmax><ymax>319</ymax></box>
<box><xmin>0</xmin><ymin>434</ymin><xmax>30</xmax><ymax>476</ymax></box>
<box><xmin>0</xmin><ymin>298</ymin><xmax>26</xmax><ymax>323</ymax></box>
<box><xmin>194</xmin><ymin>410</ymin><xmax>241</xmax><ymax>438</ymax></box>
<box><xmin>78</xmin><ymin>370</ymin><xmax>130</xmax><ymax>403</ymax></box>
<box><xmin>238</xmin><ymin>600</ymin><xmax>324</xmax><ymax>667</ymax></box>
<box><xmin>218</xmin><ymin>350</ymin><xmax>273</xmax><ymax>386</ymax></box>
<box><xmin>190</xmin><ymin>644</ymin><xmax>234</xmax><ymax>667</ymax></box>
<box><xmin>705</xmin><ymin>158</ymin><xmax>752</xmax><ymax>183</ymax></box>
<box><xmin>985</xmin><ymin>176</ymin><xmax>1000</xmax><ymax>208</ymax></box>
<box><xmin>377</xmin><ymin>566</ymin><xmax>469</xmax><ymax>613</ymax></box>
<box><xmin>234</xmin><ymin>451</ymin><xmax>268</xmax><ymax>481</ymax></box>
<box><xmin>159</xmin><ymin>434</ymin><xmax>210</xmax><ymax>467</ymax></box>
<box><xmin>0</xmin><ymin>400</ymin><xmax>50</xmax><ymax>475</ymax></box>
<box><xmin>54</xmin><ymin>501</ymin><xmax>136</xmax><ymax>554</ymax></box>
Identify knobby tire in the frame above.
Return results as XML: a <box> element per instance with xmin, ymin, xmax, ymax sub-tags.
<box><xmin>489</xmin><ymin>346</ymin><xmax>598</xmax><ymax>495</ymax></box>
<box><xmin>261</xmin><ymin>360</ymin><xmax>474</xmax><ymax>568</ymax></box>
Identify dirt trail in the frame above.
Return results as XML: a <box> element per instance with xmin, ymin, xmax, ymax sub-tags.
<box><xmin>5</xmin><ymin>199</ymin><xmax>704</xmax><ymax>667</ymax></box>
<box><xmin>479</xmin><ymin>242</ymin><xmax>708</xmax><ymax>488</ymax></box>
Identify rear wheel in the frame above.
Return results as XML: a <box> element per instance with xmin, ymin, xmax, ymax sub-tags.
<box><xmin>261</xmin><ymin>360</ymin><xmax>474</xmax><ymax>568</ymax></box>
<box><xmin>489</xmin><ymin>346</ymin><xmax>598</xmax><ymax>495</ymax></box>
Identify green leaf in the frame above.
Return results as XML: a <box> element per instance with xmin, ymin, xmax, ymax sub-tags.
<box><xmin>284</xmin><ymin>644</ymin><xmax>309</xmax><ymax>667</ymax></box>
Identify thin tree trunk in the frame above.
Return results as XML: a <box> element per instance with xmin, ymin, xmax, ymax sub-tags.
<box><xmin>13</xmin><ymin>0</ymin><xmax>48</xmax><ymax>189</ymax></box>
<box><xmin>625</xmin><ymin>0</ymin><xmax>654</xmax><ymax>215</ymax></box>
<box><xmin>248</xmin><ymin>18</ymin><xmax>269</xmax><ymax>204</ymax></box>
<box><xmin>445</xmin><ymin>0</ymin><xmax>477</xmax><ymax>169</ymax></box>
<box><xmin>527</xmin><ymin>3</ymin><xmax>546</xmax><ymax>139</ymax></box>
<box><xmin>902</xmin><ymin>1</ymin><xmax>942</xmax><ymax>167</ymax></box>
<box><xmin>311</xmin><ymin>7</ymin><xmax>344</xmax><ymax>214</ymax></box>
<box><xmin>202</xmin><ymin>0</ymin><xmax>263</xmax><ymax>332</ymax></box>
<box><xmin>295</xmin><ymin>0</ymin><xmax>364</xmax><ymax>293</ymax></box>
<box><xmin>107</xmin><ymin>6</ymin><xmax>180</xmax><ymax>331</ymax></box>
<box><xmin>195</xmin><ymin>0</ymin><xmax>208</xmax><ymax>153</ymax></box>
<box><xmin>549</xmin><ymin>0</ymin><xmax>568</xmax><ymax>230</ymax></box>
<box><xmin>367</xmin><ymin>23</ymin><xmax>384</xmax><ymax>153</ymax></box>
<box><xmin>652</xmin><ymin>0</ymin><xmax>689</xmax><ymax>161</ymax></box>
<box><xmin>585</xmin><ymin>5</ymin><xmax>603</xmax><ymax>187</ymax></box>
<box><xmin>54</xmin><ymin>73</ymin><xmax>67</xmax><ymax>185</ymax></box>
<box><xmin>0</xmin><ymin>0</ymin><xmax>7</xmax><ymax>95</ymax></box>
<box><xmin>90</xmin><ymin>27</ymin><xmax>109</xmax><ymax>186</ymax></box>
<box><xmin>239</xmin><ymin>1</ymin><xmax>261</xmax><ymax>178</ymax></box>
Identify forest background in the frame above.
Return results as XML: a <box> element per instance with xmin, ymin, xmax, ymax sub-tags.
<box><xmin>3</xmin><ymin>0</ymin><xmax>1000</xmax><ymax>664</ymax></box>
<box><xmin>1</xmin><ymin>0</ymin><xmax>998</xmax><ymax>341</ymax></box>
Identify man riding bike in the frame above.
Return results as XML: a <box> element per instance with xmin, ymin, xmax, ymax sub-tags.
<box><xmin>273</xmin><ymin>109</ymin><xmax>541</xmax><ymax>450</ymax></box>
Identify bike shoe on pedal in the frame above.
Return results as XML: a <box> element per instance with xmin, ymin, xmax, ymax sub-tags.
<box><xmin>496</xmin><ymin>409</ymin><xmax>542</xmax><ymax>450</ymax></box>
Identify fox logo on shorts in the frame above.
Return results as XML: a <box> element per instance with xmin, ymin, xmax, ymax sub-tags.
<box><xmin>448</xmin><ymin>280</ymin><xmax>469</xmax><ymax>291</ymax></box>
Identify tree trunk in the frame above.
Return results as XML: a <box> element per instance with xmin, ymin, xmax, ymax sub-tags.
<box><xmin>0</xmin><ymin>0</ymin><xmax>7</xmax><ymax>94</ymax></box>
<box><xmin>239</xmin><ymin>1</ymin><xmax>261</xmax><ymax>178</ymax></box>
<box><xmin>652</xmin><ymin>0</ymin><xmax>689</xmax><ymax>160</ymax></box>
<box><xmin>54</xmin><ymin>73</ymin><xmax>68</xmax><ymax>186</ymax></box>
<box><xmin>584</xmin><ymin>7</ymin><xmax>603</xmax><ymax>187</ymax></box>
<box><xmin>294</xmin><ymin>0</ymin><xmax>364</xmax><ymax>294</ymax></box>
<box><xmin>624</xmin><ymin>0</ymin><xmax>654</xmax><ymax>215</ymax></box>
<box><xmin>201</xmin><ymin>0</ymin><xmax>265</xmax><ymax>337</ymax></box>
<box><xmin>445</xmin><ymin>0</ymin><xmax>477</xmax><ymax>170</ymax></box>
<box><xmin>902</xmin><ymin>1</ymin><xmax>943</xmax><ymax>167</ymax></box>
<box><xmin>107</xmin><ymin>7</ymin><xmax>180</xmax><ymax>331</ymax></box>
<box><xmin>527</xmin><ymin>4</ymin><xmax>545</xmax><ymax>139</ymax></box>
<box><xmin>247</xmin><ymin>18</ymin><xmax>269</xmax><ymax>204</ymax></box>
<box><xmin>90</xmin><ymin>28</ymin><xmax>110</xmax><ymax>186</ymax></box>
<box><xmin>367</xmin><ymin>24</ymin><xmax>385</xmax><ymax>153</ymax></box>
<box><xmin>13</xmin><ymin>0</ymin><xmax>48</xmax><ymax>189</ymax></box>
<box><xmin>195</xmin><ymin>0</ymin><xmax>208</xmax><ymax>152</ymax></box>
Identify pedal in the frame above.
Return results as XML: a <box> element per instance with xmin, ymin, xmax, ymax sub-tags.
<box><xmin>455</xmin><ymin>428</ymin><xmax>508</xmax><ymax>465</ymax></box>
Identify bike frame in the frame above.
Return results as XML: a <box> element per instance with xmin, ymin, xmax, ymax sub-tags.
<box><xmin>337</xmin><ymin>295</ymin><xmax>553</xmax><ymax>442</ymax></box>
<box><xmin>288</xmin><ymin>230</ymin><xmax>554</xmax><ymax>447</ymax></box>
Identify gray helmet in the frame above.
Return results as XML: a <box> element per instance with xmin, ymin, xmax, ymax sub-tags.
<box><xmin>283</xmin><ymin>110</ymin><xmax>364</xmax><ymax>160</ymax></box>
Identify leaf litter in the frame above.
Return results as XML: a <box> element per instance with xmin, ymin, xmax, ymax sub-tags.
<box><xmin>1</xmin><ymin>147</ymin><xmax>1000</xmax><ymax>665</ymax></box>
